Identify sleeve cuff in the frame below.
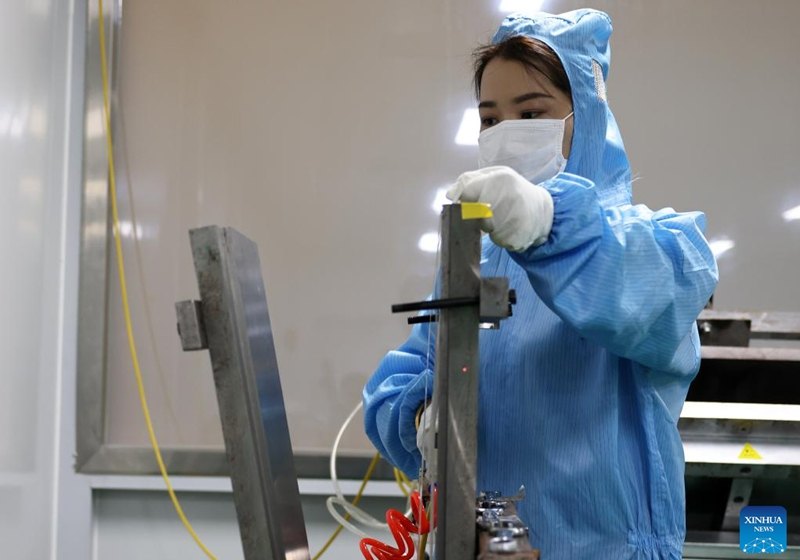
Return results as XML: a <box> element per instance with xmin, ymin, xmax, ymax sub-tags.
<box><xmin>519</xmin><ymin>172</ymin><xmax>604</xmax><ymax>260</ymax></box>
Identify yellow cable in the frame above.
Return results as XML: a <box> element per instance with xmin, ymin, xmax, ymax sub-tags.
<box><xmin>311</xmin><ymin>452</ymin><xmax>381</xmax><ymax>560</ymax></box>
<box><xmin>393</xmin><ymin>468</ymin><xmax>410</xmax><ymax>498</ymax></box>
<box><xmin>401</xmin><ymin>469</ymin><xmax>416</xmax><ymax>496</ymax></box>
<box><xmin>398</xmin><ymin>470</ymin><xmax>413</xmax><ymax>487</ymax></box>
<box><xmin>97</xmin><ymin>1</ymin><xmax>219</xmax><ymax>558</ymax></box>
<box><xmin>409</xmin><ymin>491</ymin><xmax>431</xmax><ymax>560</ymax></box>
<box><xmin>416</xmin><ymin>498</ymin><xmax>434</xmax><ymax>560</ymax></box>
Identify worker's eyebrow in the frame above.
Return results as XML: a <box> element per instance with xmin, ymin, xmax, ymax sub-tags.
<box><xmin>512</xmin><ymin>91</ymin><xmax>554</xmax><ymax>104</ymax></box>
<box><xmin>478</xmin><ymin>91</ymin><xmax>554</xmax><ymax>109</ymax></box>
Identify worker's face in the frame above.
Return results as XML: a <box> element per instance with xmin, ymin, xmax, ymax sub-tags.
<box><xmin>478</xmin><ymin>57</ymin><xmax>574</xmax><ymax>159</ymax></box>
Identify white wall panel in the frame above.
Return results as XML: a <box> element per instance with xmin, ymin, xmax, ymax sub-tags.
<box><xmin>97</xmin><ymin>0</ymin><xmax>800</xmax><ymax>456</ymax></box>
<box><xmin>0</xmin><ymin>0</ymin><xmax>89</xmax><ymax>558</ymax></box>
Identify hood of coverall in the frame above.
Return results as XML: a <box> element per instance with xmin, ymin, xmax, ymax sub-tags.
<box><xmin>492</xmin><ymin>9</ymin><xmax>632</xmax><ymax>207</ymax></box>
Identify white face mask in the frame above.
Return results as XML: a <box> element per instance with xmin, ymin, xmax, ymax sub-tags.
<box><xmin>478</xmin><ymin>112</ymin><xmax>573</xmax><ymax>185</ymax></box>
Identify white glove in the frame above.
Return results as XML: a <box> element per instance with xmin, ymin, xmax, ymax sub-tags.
<box><xmin>416</xmin><ymin>406</ymin><xmax>437</xmax><ymax>479</ymax></box>
<box><xmin>446</xmin><ymin>166</ymin><xmax>554</xmax><ymax>252</ymax></box>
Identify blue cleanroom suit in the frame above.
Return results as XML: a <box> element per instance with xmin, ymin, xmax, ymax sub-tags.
<box><xmin>363</xmin><ymin>9</ymin><xmax>719</xmax><ymax>559</ymax></box>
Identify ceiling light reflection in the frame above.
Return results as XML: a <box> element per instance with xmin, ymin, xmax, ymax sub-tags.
<box><xmin>0</xmin><ymin>103</ymin><xmax>30</xmax><ymax>139</ymax></box>
<box><xmin>431</xmin><ymin>187</ymin><xmax>450</xmax><ymax>213</ymax></box>
<box><xmin>418</xmin><ymin>232</ymin><xmax>440</xmax><ymax>253</ymax></box>
<box><xmin>29</xmin><ymin>105</ymin><xmax>47</xmax><ymax>137</ymax></box>
<box><xmin>86</xmin><ymin>108</ymin><xmax>105</xmax><ymax>138</ymax></box>
<box><xmin>709</xmin><ymin>238</ymin><xmax>735</xmax><ymax>259</ymax></box>
<box><xmin>782</xmin><ymin>204</ymin><xmax>800</xmax><ymax>222</ymax></box>
<box><xmin>454</xmin><ymin>109</ymin><xmax>480</xmax><ymax>146</ymax></box>
<box><xmin>115</xmin><ymin>220</ymin><xmax>145</xmax><ymax>240</ymax></box>
<box><xmin>499</xmin><ymin>0</ymin><xmax>545</xmax><ymax>13</ymax></box>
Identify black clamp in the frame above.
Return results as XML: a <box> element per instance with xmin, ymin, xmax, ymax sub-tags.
<box><xmin>392</xmin><ymin>277</ymin><xmax>516</xmax><ymax>326</ymax></box>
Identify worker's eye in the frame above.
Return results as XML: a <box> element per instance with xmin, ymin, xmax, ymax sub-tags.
<box><xmin>481</xmin><ymin>117</ymin><xmax>498</xmax><ymax>128</ymax></box>
<box><xmin>521</xmin><ymin>110</ymin><xmax>541</xmax><ymax>119</ymax></box>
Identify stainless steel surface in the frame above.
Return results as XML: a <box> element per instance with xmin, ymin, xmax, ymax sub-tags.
<box><xmin>681</xmin><ymin>418</ymin><xmax>800</xmax><ymax>466</ymax></box>
<box><xmin>73</xmin><ymin>445</ymin><xmax>400</xmax><ymax>480</ymax></box>
<box><xmin>487</xmin><ymin>531</ymin><xmax>522</xmax><ymax>553</ymax></box>
<box><xmin>76</xmin><ymin>0</ymin><xmax>122</xmax><ymax>472</ymax></box>
<box><xmin>700</xmin><ymin>346</ymin><xmax>800</xmax><ymax>361</ymax></box>
<box><xmin>175</xmin><ymin>300</ymin><xmax>208</xmax><ymax>351</ymax></box>
<box><xmin>186</xmin><ymin>226</ymin><xmax>309</xmax><ymax>560</ymax></box>
<box><xmin>477</xmin><ymin>499</ymin><xmax>538</xmax><ymax>560</ymax></box>
<box><xmin>489</xmin><ymin>525</ymin><xmax>528</xmax><ymax>538</ymax></box>
<box><xmin>73</xmin><ymin>445</ymin><xmax>229</xmax><ymax>476</ymax></box>
<box><xmin>700</xmin><ymin>311</ymin><xmax>800</xmax><ymax>341</ymax></box>
<box><xmin>685</xmin><ymin>463</ymin><xmax>798</xmax><ymax>479</ymax></box>
<box><xmin>434</xmin><ymin>205</ymin><xmax>481</xmax><ymax>560</ymax></box>
<box><xmin>479</xmin><ymin>277</ymin><xmax>511</xmax><ymax>321</ymax></box>
<box><xmin>684</xmin><ymin>531</ymin><xmax>800</xmax><ymax>559</ymax></box>
<box><xmin>697</xmin><ymin>318</ymin><xmax>751</xmax><ymax>347</ymax></box>
<box><xmin>682</xmin><ymin>323</ymin><xmax>800</xmax><ymax>543</ymax></box>
<box><xmin>684</xmin><ymin>545</ymin><xmax>800</xmax><ymax>559</ymax></box>
<box><xmin>721</xmin><ymin>478</ymin><xmax>754</xmax><ymax>531</ymax></box>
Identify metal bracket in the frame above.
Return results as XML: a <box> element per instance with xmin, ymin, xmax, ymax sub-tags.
<box><xmin>698</xmin><ymin>318</ymin><xmax>752</xmax><ymax>347</ymax></box>
<box><xmin>392</xmin><ymin>279</ymin><xmax>516</xmax><ymax>326</ymax></box>
<box><xmin>476</xmin><ymin>490</ymin><xmax>539</xmax><ymax>559</ymax></box>
<box><xmin>176</xmin><ymin>226</ymin><xmax>310</xmax><ymax>560</ymax></box>
<box><xmin>699</xmin><ymin>310</ymin><xmax>800</xmax><ymax>342</ymax></box>
<box><xmin>480</xmin><ymin>277</ymin><xmax>514</xmax><ymax>320</ymax></box>
<box><xmin>175</xmin><ymin>300</ymin><xmax>208</xmax><ymax>351</ymax></box>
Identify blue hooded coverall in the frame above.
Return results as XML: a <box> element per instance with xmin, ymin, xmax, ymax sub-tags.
<box><xmin>363</xmin><ymin>9</ymin><xmax>719</xmax><ymax>559</ymax></box>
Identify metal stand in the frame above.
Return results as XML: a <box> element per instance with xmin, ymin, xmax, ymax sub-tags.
<box><xmin>176</xmin><ymin>226</ymin><xmax>310</xmax><ymax>560</ymax></box>
<box><xmin>435</xmin><ymin>204</ymin><xmax>482</xmax><ymax>560</ymax></box>
<box><xmin>392</xmin><ymin>204</ymin><xmax>523</xmax><ymax>560</ymax></box>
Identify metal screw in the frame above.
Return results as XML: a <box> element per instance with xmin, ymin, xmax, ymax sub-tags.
<box><xmin>489</xmin><ymin>524</ymin><xmax>529</xmax><ymax>538</ymax></box>
<box><xmin>488</xmin><ymin>529</ymin><xmax>522</xmax><ymax>553</ymax></box>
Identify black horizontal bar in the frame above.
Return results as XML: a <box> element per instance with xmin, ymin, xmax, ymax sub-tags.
<box><xmin>392</xmin><ymin>296</ymin><xmax>479</xmax><ymax>314</ymax></box>
<box><xmin>408</xmin><ymin>315</ymin><xmax>439</xmax><ymax>325</ymax></box>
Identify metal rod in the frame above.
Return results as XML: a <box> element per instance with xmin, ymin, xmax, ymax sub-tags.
<box><xmin>392</xmin><ymin>296</ymin><xmax>479</xmax><ymax>314</ymax></box>
<box><xmin>408</xmin><ymin>315</ymin><xmax>439</xmax><ymax>325</ymax></box>
<box><xmin>434</xmin><ymin>205</ymin><xmax>481</xmax><ymax>560</ymax></box>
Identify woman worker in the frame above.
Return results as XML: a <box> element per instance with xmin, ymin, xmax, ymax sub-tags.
<box><xmin>363</xmin><ymin>9</ymin><xmax>718</xmax><ymax>559</ymax></box>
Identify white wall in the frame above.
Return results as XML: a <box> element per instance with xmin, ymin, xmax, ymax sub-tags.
<box><xmin>0</xmin><ymin>1</ymin><xmax>90</xmax><ymax>559</ymax></box>
<box><xmin>97</xmin><ymin>0</ymin><xmax>800</xmax><ymax>459</ymax></box>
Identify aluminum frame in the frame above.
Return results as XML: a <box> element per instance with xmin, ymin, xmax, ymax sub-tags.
<box><xmin>76</xmin><ymin>0</ymin><xmax>123</xmax><ymax>474</ymax></box>
<box><xmin>183</xmin><ymin>226</ymin><xmax>310</xmax><ymax>560</ymax></box>
<box><xmin>699</xmin><ymin>310</ymin><xmax>800</xmax><ymax>341</ymax></box>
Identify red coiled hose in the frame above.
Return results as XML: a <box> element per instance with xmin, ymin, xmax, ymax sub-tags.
<box><xmin>359</xmin><ymin>490</ymin><xmax>437</xmax><ymax>560</ymax></box>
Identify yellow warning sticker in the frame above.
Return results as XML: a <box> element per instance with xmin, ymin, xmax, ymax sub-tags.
<box><xmin>461</xmin><ymin>202</ymin><xmax>493</xmax><ymax>220</ymax></box>
<box><xmin>738</xmin><ymin>443</ymin><xmax>763</xmax><ymax>460</ymax></box>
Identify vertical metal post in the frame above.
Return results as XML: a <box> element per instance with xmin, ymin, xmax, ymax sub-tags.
<box><xmin>183</xmin><ymin>226</ymin><xmax>310</xmax><ymax>560</ymax></box>
<box><xmin>722</xmin><ymin>478</ymin><xmax>754</xmax><ymax>531</ymax></box>
<box><xmin>434</xmin><ymin>205</ymin><xmax>482</xmax><ymax>560</ymax></box>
